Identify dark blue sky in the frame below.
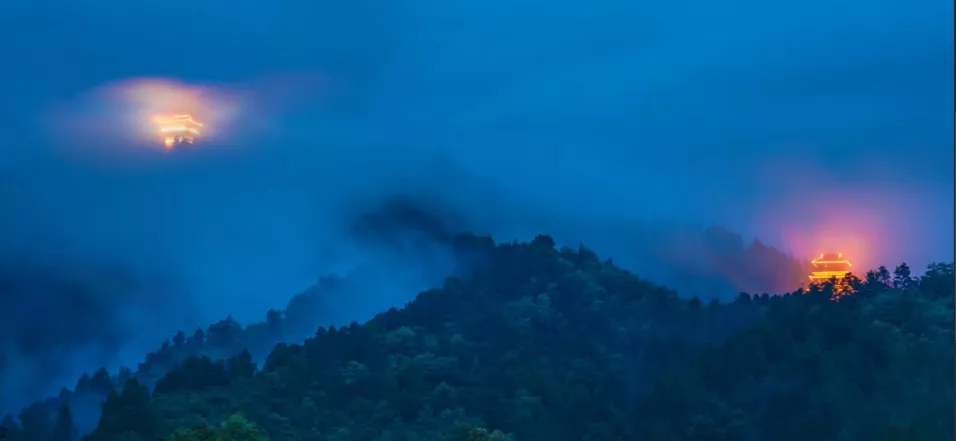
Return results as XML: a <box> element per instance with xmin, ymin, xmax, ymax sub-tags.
<box><xmin>1</xmin><ymin>0</ymin><xmax>953</xmax><ymax>308</ymax></box>
<box><xmin>0</xmin><ymin>0</ymin><xmax>952</xmax><ymax>409</ymax></box>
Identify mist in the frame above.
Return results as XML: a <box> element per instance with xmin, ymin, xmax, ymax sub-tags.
<box><xmin>0</xmin><ymin>0</ymin><xmax>952</xmax><ymax>418</ymax></box>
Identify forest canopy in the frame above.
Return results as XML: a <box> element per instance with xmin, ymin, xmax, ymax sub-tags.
<box><xmin>2</xmin><ymin>233</ymin><xmax>953</xmax><ymax>441</ymax></box>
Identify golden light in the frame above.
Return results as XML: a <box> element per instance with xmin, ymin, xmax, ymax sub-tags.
<box><xmin>43</xmin><ymin>73</ymin><xmax>325</xmax><ymax>161</ymax></box>
<box><xmin>807</xmin><ymin>252</ymin><xmax>855</xmax><ymax>297</ymax></box>
<box><xmin>808</xmin><ymin>252</ymin><xmax>853</xmax><ymax>281</ymax></box>
<box><xmin>111</xmin><ymin>78</ymin><xmax>232</xmax><ymax>151</ymax></box>
<box><xmin>152</xmin><ymin>114</ymin><xmax>204</xmax><ymax>149</ymax></box>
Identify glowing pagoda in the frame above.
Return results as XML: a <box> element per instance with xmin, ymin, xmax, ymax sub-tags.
<box><xmin>153</xmin><ymin>114</ymin><xmax>203</xmax><ymax>149</ymax></box>
<box><xmin>808</xmin><ymin>252</ymin><xmax>853</xmax><ymax>283</ymax></box>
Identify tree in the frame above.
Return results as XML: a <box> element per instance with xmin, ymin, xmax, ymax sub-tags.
<box><xmin>876</xmin><ymin>266</ymin><xmax>892</xmax><ymax>286</ymax></box>
<box><xmin>165</xmin><ymin>427</ymin><xmax>219</xmax><ymax>441</ymax></box>
<box><xmin>87</xmin><ymin>379</ymin><xmax>156</xmax><ymax>441</ymax></box>
<box><xmin>164</xmin><ymin>415</ymin><xmax>267</xmax><ymax>441</ymax></box>
<box><xmin>174</xmin><ymin>331</ymin><xmax>187</xmax><ymax>347</ymax></box>
<box><xmin>218</xmin><ymin>414</ymin><xmax>268</xmax><ymax>441</ymax></box>
<box><xmin>265</xmin><ymin>310</ymin><xmax>283</xmax><ymax>337</ymax></box>
<box><xmin>226</xmin><ymin>350</ymin><xmax>257</xmax><ymax>379</ymax></box>
<box><xmin>206</xmin><ymin>317</ymin><xmax>244</xmax><ymax>350</ymax></box>
<box><xmin>893</xmin><ymin>263</ymin><xmax>912</xmax><ymax>289</ymax></box>
<box><xmin>459</xmin><ymin>427</ymin><xmax>511</xmax><ymax>441</ymax></box>
<box><xmin>9</xmin><ymin>232</ymin><xmax>953</xmax><ymax>441</ymax></box>
<box><xmin>188</xmin><ymin>328</ymin><xmax>205</xmax><ymax>346</ymax></box>
<box><xmin>50</xmin><ymin>404</ymin><xmax>77</xmax><ymax>441</ymax></box>
<box><xmin>1</xmin><ymin>415</ymin><xmax>22</xmax><ymax>441</ymax></box>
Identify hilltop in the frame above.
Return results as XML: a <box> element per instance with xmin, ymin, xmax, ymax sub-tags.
<box><xmin>2</xmin><ymin>233</ymin><xmax>953</xmax><ymax>441</ymax></box>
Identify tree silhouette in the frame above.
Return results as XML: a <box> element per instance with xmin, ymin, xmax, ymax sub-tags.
<box><xmin>3</xmin><ymin>233</ymin><xmax>950</xmax><ymax>441</ymax></box>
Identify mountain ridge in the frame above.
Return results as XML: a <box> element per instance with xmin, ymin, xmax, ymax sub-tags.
<box><xmin>2</xmin><ymin>231</ymin><xmax>951</xmax><ymax>441</ymax></box>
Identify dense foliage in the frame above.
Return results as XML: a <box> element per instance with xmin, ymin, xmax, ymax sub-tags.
<box><xmin>3</xmin><ymin>233</ymin><xmax>953</xmax><ymax>441</ymax></box>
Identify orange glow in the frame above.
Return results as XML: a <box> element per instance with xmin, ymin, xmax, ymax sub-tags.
<box><xmin>808</xmin><ymin>252</ymin><xmax>853</xmax><ymax>281</ymax></box>
<box><xmin>44</xmin><ymin>74</ymin><xmax>327</xmax><ymax>160</ymax></box>
<box><xmin>152</xmin><ymin>114</ymin><xmax>203</xmax><ymax>148</ymax></box>
<box><xmin>154</xmin><ymin>114</ymin><xmax>204</xmax><ymax>127</ymax></box>
<box><xmin>747</xmin><ymin>155</ymin><xmax>939</xmax><ymax>275</ymax></box>
<box><xmin>807</xmin><ymin>252</ymin><xmax>855</xmax><ymax>297</ymax></box>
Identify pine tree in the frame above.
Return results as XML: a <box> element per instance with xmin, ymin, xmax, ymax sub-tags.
<box><xmin>50</xmin><ymin>404</ymin><xmax>76</xmax><ymax>441</ymax></box>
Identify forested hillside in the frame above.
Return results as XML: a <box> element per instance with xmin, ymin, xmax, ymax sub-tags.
<box><xmin>3</xmin><ymin>233</ymin><xmax>952</xmax><ymax>441</ymax></box>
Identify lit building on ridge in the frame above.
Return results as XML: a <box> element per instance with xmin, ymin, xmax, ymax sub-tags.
<box><xmin>808</xmin><ymin>252</ymin><xmax>853</xmax><ymax>283</ymax></box>
<box><xmin>154</xmin><ymin>114</ymin><xmax>203</xmax><ymax>149</ymax></box>
<box><xmin>807</xmin><ymin>252</ymin><xmax>856</xmax><ymax>296</ymax></box>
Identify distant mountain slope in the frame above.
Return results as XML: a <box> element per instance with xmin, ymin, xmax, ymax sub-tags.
<box><xmin>5</xmin><ymin>234</ymin><xmax>949</xmax><ymax>441</ymax></box>
<box><xmin>0</xmin><ymin>195</ymin><xmax>809</xmax><ymax>421</ymax></box>
<box><xmin>633</xmin><ymin>225</ymin><xmax>810</xmax><ymax>297</ymax></box>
